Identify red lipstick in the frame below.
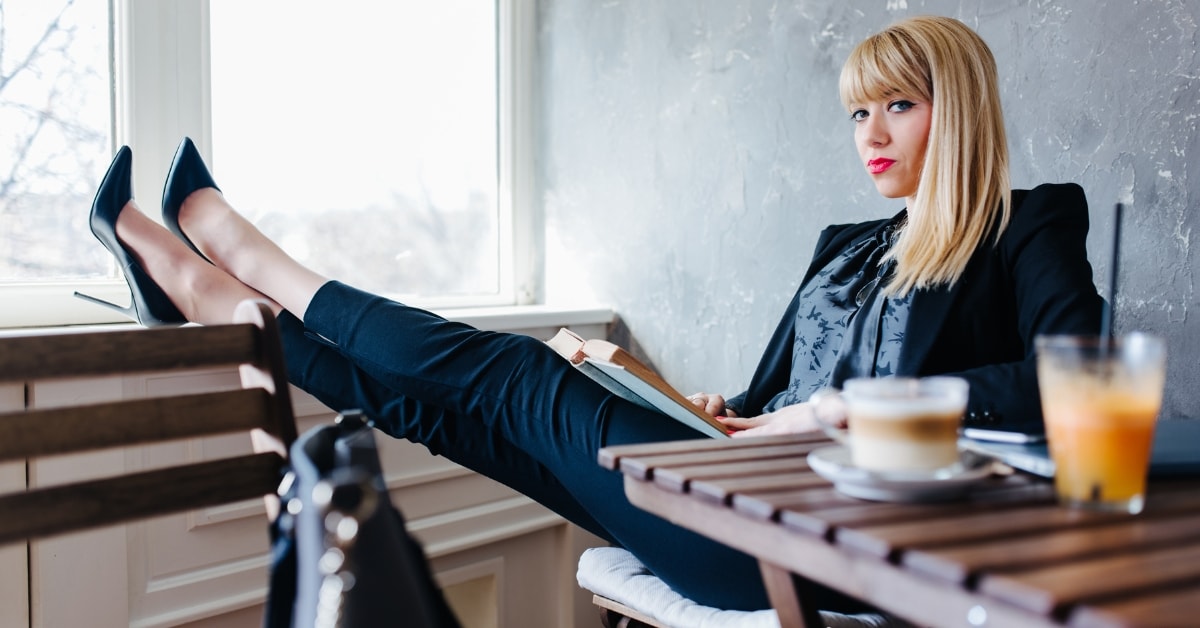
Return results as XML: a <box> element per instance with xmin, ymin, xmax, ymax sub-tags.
<box><xmin>867</xmin><ymin>158</ymin><xmax>895</xmax><ymax>174</ymax></box>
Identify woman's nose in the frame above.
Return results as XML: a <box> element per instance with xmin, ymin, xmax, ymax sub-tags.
<box><xmin>861</xmin><ymin>117</ymin><xmax>887</xmax><ymax>146</ymax></box>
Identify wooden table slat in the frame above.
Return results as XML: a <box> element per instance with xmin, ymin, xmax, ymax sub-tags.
<box><xmin>769</xmin><ymin>479</ymin><xmax>1053</xmax><ymax>542</ymax></box>
<box><xmin>834</xmin><ymin>504</ymin><xmax>1128</xmax><ymax>558</ymax></box>
<box><xmin>597</xmin><ymin>433</ymin><xmax>825</xmax><ymax>471</ymax></box>
<box><xmin>1068</xmin><ymin>582</ymin><xmax>1200</xmax><ymax>628</ymax></box>
<box><xmin>725</xmin><ymin>463</ymin><xmax>1019</xmax><ymax>509</ymax></box>
<box><xmin>731</xmin><ymin>486</ymin><xmax>855</xmax><ymax>522</ymax></box>
<box><xmin>803</xmin><ymin>486</ymin><xmax>1053</xmax><ymax>530</ymax></box>
<box><xmin>842</xmin><ymin>485</ymin><xmax>1200</xmax><ymax>560</ymax></box>
<box><xmin>978</xmin><ymin>538</ymin><xmax>1200</xmax><ymax>616</ymax></box>
<box><xmin>690</xmin><ymin>472</ymin><xmax>830</xmax><ymax>504</ymax></box>
<box><xmin>619</xmin><ymin>441</ymin><xmax>827</xmax><ymax>481</ymax></box>
<box><xmin>657</xmin><ymin>453</ymin><xmax>816</xmax><ymax>494</ymax></box>
<box><xmin>904</xmin><ymin>510</ymin><xmax>1200</xmax><ymax>584</ymax></box>
<box><xmin>681</xmin><ymin>449</ymin><xmax>1036</xmax><ymax>509</ymax></box>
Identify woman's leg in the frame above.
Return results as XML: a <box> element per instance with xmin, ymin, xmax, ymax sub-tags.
<box><xmin>276</xmin><ymin>310</ymin><xmax>613</xmax><ymax>541</ymax></box>
<box><xmin>276</xmin><ymin>308</ymin><xmax>773</xmax><ymax>610</ymax></box>
<box><xmin>294</xmin><ymin>283</ymin><xmax>774</xmax><ymax>610</ymax></box>
<box><xmin>111</xmin><ymin>199</ymin><xmax>281</xmax><ymax>324</ymax></box>
<box><xmin>174</xmin><ymin>188</ymin><xmax>325</xmax><ymax>318</ymax></box>
<box><xmin>163</xmin><ymin>178</ymin><xmax>772</xmax><ymax>610</ymax></box>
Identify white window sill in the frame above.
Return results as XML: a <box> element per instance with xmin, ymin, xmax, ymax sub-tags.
<box><xmin>433</xmin><ymin>303</ymin><xmax>614</xmax><ymax>332</ymax></box>
<box><xmin>0</xmin><ymin>298</ymin><xmax>613</xmax><ymax>337</ymax></box>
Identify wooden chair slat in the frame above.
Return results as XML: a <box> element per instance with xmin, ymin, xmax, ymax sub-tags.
<box><xmin>978</xmin><ymin>540</ymin><xmax>1200</xmax><ymax>615</ymax></box>
<box><xmin>0</xmin><ymin>323</ymin><xmax>261</xmax><ymax>382</ymax></box>
<box><xmin>0</xmin><ymin>452</ymin><xmax>284</xmax><ymax>546</ymax></box>
<box><xmin>0</xmin><ymin>388</ymin><xmax>274</xmax><ymax>461</ymax></box>
<box><xmin>233</xmin><ymin>301</ymin><xmax>298</xmax><ymax>448</ymax></box>
<box><xmin>592</xmin><ymin>594</ymin><xmax>667</xmax><ymax>627</ymax></box>
<box><xmin>0</xmin><ymin>300</ymin><xmax>300</xmax><ymax>549</ymax></box>
<box><xmin>904</xmin><ymin>511</ymin><xmax>1200</xmax><ymax>584</ymax></box>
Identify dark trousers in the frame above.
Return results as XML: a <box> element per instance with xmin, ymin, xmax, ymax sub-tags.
<box><xmin>275</xmin><ymin>280</ymin><xmax>770</xmax><ymax>611</ymax></box>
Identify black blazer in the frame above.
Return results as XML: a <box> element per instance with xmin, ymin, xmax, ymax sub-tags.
<box><xmin>727</xmin><ymin>183</ymin><xmax>1104</xmax><ymax>433</ymax></box>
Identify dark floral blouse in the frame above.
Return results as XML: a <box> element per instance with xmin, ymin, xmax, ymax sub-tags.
<box><xmin>764</xmin><ymin>217</ymin><xmax>911</xmax><ymax>412</ymax></box>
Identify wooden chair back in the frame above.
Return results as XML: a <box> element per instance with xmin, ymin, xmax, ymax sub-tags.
<box><xmin>0</xmin><ymin>300</ymin><xmax>297</xmax><ymax>546</ymax></box>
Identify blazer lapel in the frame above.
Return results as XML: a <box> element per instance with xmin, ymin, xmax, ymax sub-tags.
<box><xmin>898</xmin><ymin>282</ymin><xmax>960</xmax><ymax>375</ymax></box>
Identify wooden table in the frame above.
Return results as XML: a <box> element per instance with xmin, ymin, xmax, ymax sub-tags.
<box><xmin>598</xmin><ymin>432</ymin><xmax>1200</xmax><ymax>628</ymax></box>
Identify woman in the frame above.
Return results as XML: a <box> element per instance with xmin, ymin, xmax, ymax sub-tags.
<box><xmin>75</xmin><ymin>16</ymin><xmax>1100</xmax><ymax>614</ymax></box>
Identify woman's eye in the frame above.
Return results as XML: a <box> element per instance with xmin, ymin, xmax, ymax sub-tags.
<box><xmin>850</xmin><ymin>109</ymin><xmax>868</xmax><ymax>122</ymax></box>
<box><xmin>888</xmin><ymin>100</ymin><xmax>916</xmax><ymax>113</ymax></box>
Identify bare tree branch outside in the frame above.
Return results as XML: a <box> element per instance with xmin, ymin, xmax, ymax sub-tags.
<box><xmin>0</xmin><ymin>0</ymin><xmax>111</xmax><ymax>281</ymax></box>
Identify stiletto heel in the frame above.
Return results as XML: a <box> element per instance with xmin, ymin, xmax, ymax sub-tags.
<box><xmin>73</xmin><ymin>146</ymin><xmax>187</xmax><ymax>326</ymax></box>
<box><xmin>161</xmin><ymin>137</ymin><xmax>220</xmax><ymax>259</ymax></box>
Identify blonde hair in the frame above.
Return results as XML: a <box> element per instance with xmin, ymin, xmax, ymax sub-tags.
<box><xmin>840</xmin><ymin>16</ymin><xmax>1011</xmax><ymax>295</ymax></box>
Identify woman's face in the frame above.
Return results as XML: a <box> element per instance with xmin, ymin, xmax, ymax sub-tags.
<box><xmin>849</xmin><ymin>96</ymin><xmax>932</xmax><ymax>206</ymax></box>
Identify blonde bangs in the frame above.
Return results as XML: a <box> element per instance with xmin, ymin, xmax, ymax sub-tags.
<box><xmin>839</xmin><ymin>31</ymin><xmax>932</xmax><ymax>110</ymax></box>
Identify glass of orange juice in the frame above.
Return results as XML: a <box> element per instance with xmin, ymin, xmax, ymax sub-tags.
<box><xmin>1036</xmin><ymin>333</ymin><xmax>1166</xmax><ymax>514</ymax></box>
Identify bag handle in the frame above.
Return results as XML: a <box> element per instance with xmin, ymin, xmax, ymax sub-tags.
<box><xmin>313</xmin><ymin>469</ymin><xmax>379</xmax><ymax>628</ymax></box>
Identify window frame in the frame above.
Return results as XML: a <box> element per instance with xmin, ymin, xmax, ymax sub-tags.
<box><xmin>0</xmin><ymin>0</ymin><xmax>537</xmax><ymax>328</ymax></box>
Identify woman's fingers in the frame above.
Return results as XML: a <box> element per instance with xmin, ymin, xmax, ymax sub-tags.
<box><xmin>811</xmin><ymin>389</ymin><xmax>849</xmax><ymax>428</ymax></box>
<box><xmin>686</xmin><ymin>393</ymin><xmax>727</xmax><ymax>417</ymax></box>
<box><xmin>717</xmin><ymin>415</ymin><xmax>760</xmax><ymax>431</ymax></box>
<box><xmin>721</xmin><ymin>403</ymin><xmax>823</xmax><ymax>438</ymax></box>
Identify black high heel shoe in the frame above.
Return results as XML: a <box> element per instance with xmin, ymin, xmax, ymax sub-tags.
<box><xmin>161</xmin><ymin>136</ymin><xmax>220</xmax><ymax>259</ymax></box>
<box><xmin>74</xmin><ymin>146</ymin><xmax>187</xmax><ymax>326</ymax></box>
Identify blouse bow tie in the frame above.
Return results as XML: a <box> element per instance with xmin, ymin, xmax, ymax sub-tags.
<box><xmin>826</xmin><ymin>222</ymin><xmax>899</xmax><ymax>309</ymax></box>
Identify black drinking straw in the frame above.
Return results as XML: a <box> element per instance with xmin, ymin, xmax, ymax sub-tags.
<box><xmin>1099</xmin><ymin>202</ymin><xmax>1124</xmax><ymax>349</ymax></box>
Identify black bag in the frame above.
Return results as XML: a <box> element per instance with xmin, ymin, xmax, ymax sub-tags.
<box><xmin>264</xmin><ymin>411</ymin><xmax>461</xmax><ymax>628</ymax></box>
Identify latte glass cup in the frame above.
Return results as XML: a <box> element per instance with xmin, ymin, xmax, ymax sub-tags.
<box><xmin>1036</xmin><ymin>333</ymin><xmax>1167</xmax><ymax>514</ymax></box>
<box><xmin>841</xmin><ymin>376</ymin><xmax>969</xmax><ymax>473</ymax></box>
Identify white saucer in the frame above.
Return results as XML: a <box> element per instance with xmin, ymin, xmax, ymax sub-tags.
<box><xmin>807</xmin><ymin>445</ymin><xmax>996</xmax><ymax>502</ymax></box>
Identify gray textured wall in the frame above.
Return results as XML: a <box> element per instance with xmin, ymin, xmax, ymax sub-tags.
<box><xmin>536</xmin><ymin>0</ymin><xmax>1200</xmax><ymax>418</ymax></box>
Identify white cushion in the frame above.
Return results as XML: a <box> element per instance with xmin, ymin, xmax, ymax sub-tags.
<box><xmin>577</xmin><ymin>547</ymin><xmax>899</xmax><ymax>628</ymax></box>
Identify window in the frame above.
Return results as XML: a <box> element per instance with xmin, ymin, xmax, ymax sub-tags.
<box><xmin>0</xmin><ymin>0</ymin><xmax>113</xmax><ymax>325</ymax></box>
<box><xmin>209</xmin><ymin>1</ymin><xmax>500</xmax><ymax>303</ymax></box>
<box><xmin>0</xmin><ymin>0</ymin><xmax>533</xmax><ymax>328</ymax></box>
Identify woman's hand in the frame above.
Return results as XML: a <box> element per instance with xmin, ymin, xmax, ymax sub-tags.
<box><xmin>685</xmin><ymin>392</ymin><xmax>735</xmax><ymax>417</ymax></box>
<box><xmin>718</xmin><ymin>392</ymin><xmax>848</xmax><ymax>438</ymax></box>
<box><xmin>719</xmin><ymin>403</ymin><xmax>821</xmax><ymax>436</ymax></box>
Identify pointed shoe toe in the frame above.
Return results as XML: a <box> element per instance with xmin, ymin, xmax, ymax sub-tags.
<box><xmin>162</xmin><ymin>137</ymin><xmax>220</xmax><ymax>259</ymax></box>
